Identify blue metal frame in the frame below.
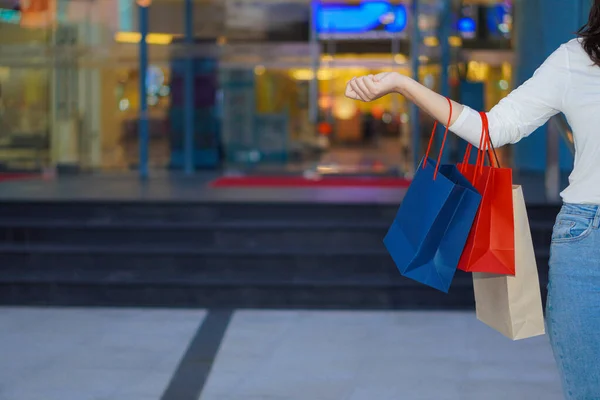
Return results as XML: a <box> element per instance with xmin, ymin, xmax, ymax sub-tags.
<box><xmin>410</xmin><ymin>0</ymin><xmax>420</xmax><ymax>172</ymax></box>
<box><xmin>438</xmin><ymin>0</ymin><xmax>451</xmax><ymax>164</ymax></box>
<box><xmin>183</xmin><ymin>0</ymin><xmax>194</xmax><ymax>174</ymax></box>
<box><xmin>309</xmin><ymin>0</ymin><xmax>319</xmax><ymax>125</ymax></box>
<box><xmin>138</xmin><ymin>3</ymin><xmax>149</xmax><ymax>179</ymax></box>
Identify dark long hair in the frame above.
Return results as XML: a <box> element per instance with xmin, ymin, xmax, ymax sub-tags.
<box><xmin>578</xmin><ymin>0</ymin><xmax>600</xmax><ymax>65</ymax></box>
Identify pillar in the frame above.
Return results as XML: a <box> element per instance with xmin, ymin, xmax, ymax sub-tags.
<box><xmin>512</xmin><ymin>0</ymin><xmax>588</xmax><ymax>172</ymax></box>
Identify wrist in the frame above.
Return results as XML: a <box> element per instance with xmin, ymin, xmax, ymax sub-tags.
<box><xmin>392</xmin><ymin>73</ymin><xmax>412</xmax><ymax>94</ymax></box>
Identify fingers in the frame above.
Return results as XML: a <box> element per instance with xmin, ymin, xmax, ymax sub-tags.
<box><xmin>356</xmin><ymin>76</ymin><xmax>375</xmax><ymax>100</ymax></box>
<box><xmin>349</xmin><ymin>77</ymin><xmax>369</xmax><ymax>101</ymax></box>
<box><xmin>363</xmin><ymin>74</ymin><xmax>379</xmax><ymax>94</ymax></box>
<box><xmin>347</xmin><ymin>75</ymin><xmax>383</xmax><ymax>101</ymax></box>
<box><xmin>345</xmin><ymin>83</ymin><xmax>359</xmax><ymax>100</ymax></box>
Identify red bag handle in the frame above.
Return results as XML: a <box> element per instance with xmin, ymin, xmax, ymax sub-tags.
<box><xmin>423</xmin><ymin>97</ymin><xmax>452</xmax><ymax>180</ymax></box>
<box><xmin>480</xmin><ymin>112</ymin><xmax>501</xmax><ymax>168</ymax></box>
<box><xmin>459</xmin><ymin>111</ymin><xmax>500</xmax><ymax>180</ymax></box>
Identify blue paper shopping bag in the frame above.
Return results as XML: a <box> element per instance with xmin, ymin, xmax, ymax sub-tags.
<box><xmin>384</xmin><ymin>99</ymin><xmax>481</xmax><ymax>292</ymax></box>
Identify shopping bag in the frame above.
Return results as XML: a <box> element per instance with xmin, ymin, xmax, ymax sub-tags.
<box><xmin>384</xmin><ymin>99</ymin><xmax>482</xmax><ymax>292</ymax></box>
<box><xmin>457</xmin><ymin>112</ymin><xmax>515</xmax><ymax>275</ymax></box>
<box><xmin>472</xmin><ymin>185</ymin><xmax>545</xmax><ymax>340</ymax></box>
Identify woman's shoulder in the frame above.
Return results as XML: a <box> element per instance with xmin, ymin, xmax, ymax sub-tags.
<box><xmin>560</xmin><ymin>38</ymin><xmax>596</xmax><ymax>67</ymax></box>
<box><xmin>563</xmin><ymin>38</ymin><xmax>584</xmax><ymax>50</ymax></box>
<box><xmin>559</xmin><ymin>38</ymin><xmax>590</xmax><ymax>56</ymax></box>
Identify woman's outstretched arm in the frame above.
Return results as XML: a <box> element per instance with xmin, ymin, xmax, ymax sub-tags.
<box><xmin>346</xmin><ymin>44</ymin><xmax>570</xmax><ymax>147</ymax></box>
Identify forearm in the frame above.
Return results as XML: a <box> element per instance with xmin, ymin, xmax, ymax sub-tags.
<box><xmin>396</xmin><ymin>77</ymin><xmax>465</xmax><ymax>127</ymax></box>
<box><xmin>394</xmin><ymin>76</ymin><xmax>488</xmax><ymax>147</ymax></box>
<box><xmin>393</xmin><ymin>64</ymin><xmax>566</xmax><ymax>148</ymax></box>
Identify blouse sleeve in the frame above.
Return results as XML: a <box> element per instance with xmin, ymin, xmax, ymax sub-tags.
<box><xmin>449</xmin><ymin>44</ymin><xmax>570</xmax><ymax>147</ymax></box>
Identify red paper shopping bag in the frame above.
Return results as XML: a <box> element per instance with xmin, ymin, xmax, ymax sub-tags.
<box><xmin>457</xmin><ymin>112</ymin><xmax>515</xmax><ymax>275</ymax></box>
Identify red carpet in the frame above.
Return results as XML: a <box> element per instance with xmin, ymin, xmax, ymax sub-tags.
<box><xmin>0</xmin><ymin>173</ymin><xmax>38</xmax><ymax>182</ymax></box>
<box><xmin>210</xmin><ymin>176</ymin><xmax>411</xmax><ymax>188</ymax></box>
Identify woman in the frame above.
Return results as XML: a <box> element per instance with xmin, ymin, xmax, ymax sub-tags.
<box><xmin>346</xmin><ymin>2</ymin><xmax>600</xmax><ymax>399</ymax></box>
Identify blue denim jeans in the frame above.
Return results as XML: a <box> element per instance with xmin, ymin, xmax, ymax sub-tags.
<box><xmin>547</xmin><ymin>203</ymin><xmax>600</xmax><ymax>399</ymax></box>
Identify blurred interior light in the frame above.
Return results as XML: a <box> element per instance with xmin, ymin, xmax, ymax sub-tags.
<box><xmin>291</xmin><ymin>69</ymin><xmax>315</xmax><ymax>81</ymax></box>
<box><xmin>499</xmin><ymin>80</ymin><xmax>509</xmax><ymax>90</ymax></box>
<box><xmin>393</xmin><ymin>54</ymin><xmax>408</xmax><ymax>64</ymax></box>
<box><xmin>418</xmin><ymin>15</ymin><xmax>430</xmax><ymax>31</ymax></box>
<box><xmin>290</xmin><ymin>69</ymin><xmax>336</xmax><ymax>81</ymax></box>
<box><xmin>115</xmin><ymin>32</ymin><xmax>173</xmax><ymax>45</ymax></box>
<box><xmin>318</xmin><ymin>96</ymin><xmax>332</xmax><ymax>110</ymax></box>
<box><xmin>371</xmin><ymin>105</ymin><xmax>385</xmax><ymax>119</ymax></box>
<box><xmin>119</xmin><ymin>99</ymin><xmax>130</xmax><ymax>111</ymax></box>
<box><xmin>317</xmin><ymin>69</ymin><xmax>336</xmax><ymax>80</ymax></box>
<box><xmin>317</xmin><ymin>121</ymin><xmax>333</xmax><ymax>135</ymax></box>
<box><xmin>333</xmin><ymin>98</ymin><xmax>357</xmax><ymax>120</ymax></box>
<box><xmin>423</xmin><ymin>36</ymin><xmax>439</xmax><ymax>47</ymax></box>
<box><xmin>502</xmin><ymin>62</ymin><xmax>512</xmax><ymax>78</ymax></box>
<box><xmin>467</xmin><ymin>61</ymin><xmax>489</xmax><ymax>81</ymax></box>
<box><xmin>254</xmin><ymin>65</ymin><xmax>266</xmax><ymax>76</ymax></box>
<box><xmin>448</xmin><ymin>36</ymin><xmax>462</xmax><ymax>47</ymax></box>
<box><xmin>418</xmin><ymin>55</ymin><xmax>429</xmax><ymax>63</ymax></box>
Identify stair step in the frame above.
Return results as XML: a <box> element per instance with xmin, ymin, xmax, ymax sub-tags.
<box><xmin>0</xmin><ymin>221</ymin><xmax>552</xmax><ymax>250</ymax></box>
<box><xmin>0</xmin><ymin>249</ymin><xmax>549</xmax><ymax>286</ymax></box>
<box><xmin>0</xmin><ymin>229</ymin><xmax>387</xmax><ymax>250</ymax></box>
<box><xmin>0</xmin><ymin>269</ymin><xmax>473</xmax><ymax>288</ymax></box>
<box><xmin>0</xmin><ymin>243</ymin><xmax>392</xmax><ymax>255</ymax></box>
<box><xmin>0</xmin><ymin>219</ymin><xmax>390</xmax><ymax>229</ymax></box>
<box><xmin>0</xmin><ymin>243</ymin><xmax>551</xmax><ymax>259</ymax></box>
<box><xmin>0</xmin><ymin>202</ymin><xmax>399</xmax><ymax>223</ymax></box>
<box><xmin>0</xmin><ymin>201</ymin><xmax>562</xmax><ymax>223</ymax></box>
<box><xmin>0</xmin><ymin>282</ymin><xmax>478</xmax><ymax>309</ymax></box>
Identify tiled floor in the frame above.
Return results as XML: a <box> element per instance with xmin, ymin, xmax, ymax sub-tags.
<box><xmin>0</xmin><ymin>308</ymin><xmax>205</xmax><ymax>400</ymax></box>
<box><xmin>0</xmin><ymin>308</ymin><xmax>562</xmax><ymax>400</ymax></box>
<box><xmin>203</xmin><ymin>311</ymin><xmax>561</xmax><ymax>400</ymax></box>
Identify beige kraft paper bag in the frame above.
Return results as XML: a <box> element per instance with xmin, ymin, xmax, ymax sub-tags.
<box><xmin>472</xmin><ymin>185</ymin><xmax>545</xmax><ymax>340</ymax></box>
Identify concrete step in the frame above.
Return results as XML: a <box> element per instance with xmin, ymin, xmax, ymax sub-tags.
<box><xmin>0</xmin><ymin>282</ymin><xmax>478</xmax><ymax>310</ymax></box>
<box><xmin>0</xmin><ymin>219</ymin><xmax>553</xmax><ymax>251</ymax></box>
<box><xmin>0</xmin><ymin>200</ymin><xmax>557</xmax><ymax>309</ymax></box>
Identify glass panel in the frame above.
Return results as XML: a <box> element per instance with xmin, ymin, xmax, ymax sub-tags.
<box><xmin>0</xmin><ymin>16</ymin><xmax>51</xmax><ymax>171</ymax></box>
<box><xmin>219</xmin><ymin>43</ymin><xmax>313</xmax><ymax>168</ymax></box>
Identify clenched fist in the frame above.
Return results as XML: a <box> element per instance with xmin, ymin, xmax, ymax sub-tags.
<box><xmin>345</xmin><ymin>72</ymin><xmax>405</xmax><ymax>102</ymax></box>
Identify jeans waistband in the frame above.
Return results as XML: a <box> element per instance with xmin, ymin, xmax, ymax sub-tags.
<box><xmin>561</xmin><ymin>203</ymin><xmax>600</xmax><ymax>219</ymax></box>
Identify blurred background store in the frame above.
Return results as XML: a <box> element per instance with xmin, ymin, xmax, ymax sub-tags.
<box><xmin>1</xmin><ymin>0</ymin><xmax>564</xmax><ymax>179</ymax></box>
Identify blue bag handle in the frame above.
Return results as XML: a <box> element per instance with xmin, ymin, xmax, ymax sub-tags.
<box><xmin>423</xmin><ymin>97</ymin><xmax>452</xmax><ymax>180</ymax></box>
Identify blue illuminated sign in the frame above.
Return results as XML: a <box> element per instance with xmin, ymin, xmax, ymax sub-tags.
<box><xmin>315</xmin><ymin>1</ymin><xmax>407</xmax><ymax>36</ymax></box>
<box><xmin>457</xmin><ymin>17</ymin><xmax>476</xmax><ymax>34</ymax></box>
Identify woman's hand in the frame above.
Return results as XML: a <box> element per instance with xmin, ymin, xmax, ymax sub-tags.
<box><xmin>345</xmin><ymin>72</ymin><xmax>405</xmax><ymax>102</ymax></box>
